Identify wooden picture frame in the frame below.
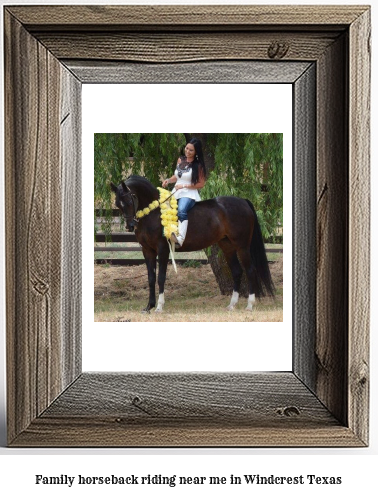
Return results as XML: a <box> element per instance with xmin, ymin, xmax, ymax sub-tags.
<box><xmin>4</xmin><ymin>5</ymin><xmax>370</xmax><ymax>447</ymax></box>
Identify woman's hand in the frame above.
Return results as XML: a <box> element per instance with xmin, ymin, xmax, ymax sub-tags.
<box><xmin>163</xmin><ymin>175</ymin><xmax>177</xmax><ymax>188</ymax></box>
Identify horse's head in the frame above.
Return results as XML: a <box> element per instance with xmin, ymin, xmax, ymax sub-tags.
<box><xmin>110</xmin><ymin>181</ymin><xmax>138</xmax><ymax>232</ymax></box>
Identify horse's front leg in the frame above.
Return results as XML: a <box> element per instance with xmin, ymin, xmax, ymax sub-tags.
<box><xmin>142</xmin><ymin>247</ymin><xmax>157</xmax><ymax>313</ymax></box>
<box><xmin>155</xmin><ymin>241</ymin><xmax>169</xmax><ymax>313</ymax></box>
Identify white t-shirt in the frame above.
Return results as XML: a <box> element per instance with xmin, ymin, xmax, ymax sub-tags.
<box><xmin>172</xmin><ymin>164</ymin><xmax>201</xmax><ymax>202</ymax></box>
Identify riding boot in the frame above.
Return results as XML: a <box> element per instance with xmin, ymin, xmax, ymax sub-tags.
<box><xmin>171</xmin><ymin>220</ymin><xmax>188</xmax><ymax>248</ymax></box>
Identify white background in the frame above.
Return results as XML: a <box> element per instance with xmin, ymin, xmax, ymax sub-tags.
<box><xmin>83</xmin><ymin>83</ymin><xmax>292</xmax><ymax>372</ymax></box>
<box><xmin>0</xmin><ymin>0</ymin><xmax>377</xmax><ymax>499</ymax></box>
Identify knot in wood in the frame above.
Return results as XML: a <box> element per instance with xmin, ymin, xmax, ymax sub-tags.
<box><xmin>268</xmin><ymin>41</ymin><xmax>289</xmax><ymax>59</ymax></box>
<box><xmin>131</xmin><ymin>395</ymin><xmax>152</xmax><ymax>415</ymax></box>
<box><xmin>132</xmin><ymin>396</ymin><xmax>142</xmax><ymax>406</ymax></box>
<box><xmin>33</xmin><ymin>279</ymin><xmax>49</xmax><ymax>296</ymax></box>
<box><xmin>277</xmin><ymin>406</ymin><xmax>300</xmax><ymax>417</ymax></box>
<box><xmin>354</xmin><ymin>361</ymin><xmax>368</xmax><ymax>389</ymax></box>
<box><xmin>359</xmin><ymin>376</ymin><xmax>367</xmax><ymax>387</ymax></box>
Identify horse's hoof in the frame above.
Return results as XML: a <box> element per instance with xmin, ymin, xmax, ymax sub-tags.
<box><xmin>141</xmin><ymin>308</ymin><xmax>151</xmax><ymax>314</ymax></box>
<box><xmin>226</xmin><ymin>305</ymin><xmax>235</xmax><ymax>311</ymax></box>
<box><xmin>154</xmin><ymin>307</ymin><xmax>163</xmax><ymax>313</ymax></box>
<box><xmin>245</xmin><ymin>306</ymin><xmax>253</xmax><ymax>312</ymax></box>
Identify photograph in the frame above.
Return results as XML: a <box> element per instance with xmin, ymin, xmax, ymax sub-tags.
<box><xmin>94</xmin><ymin>133</ymin><xmax>283</xmax><ymax>322</ymax></box>
<box><xmin>2</xmin><ymin>0</ymin><xmax>373</xmax><ymax>461</ymax></box>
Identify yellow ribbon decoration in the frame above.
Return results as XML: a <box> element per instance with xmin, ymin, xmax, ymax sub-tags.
<box><xmin>136</xmin><ymin>200</ymin><xmax>160</xmax><ymax>219</ymax></box>
<box><xmin>133</xmin><ymin>188</ymin><xmax>178</xmax><ymax>272</ymax></box>
<box><xmin>157</xmin><ymin>187</ymin><xmax>178</xmax><ymax>273</ymax></box>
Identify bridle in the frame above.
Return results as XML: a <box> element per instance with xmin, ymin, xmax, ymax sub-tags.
<box><xmin>120</xmin><ymin>184</ymin><xmax>175</xmax><ymax>224</ymax></box>
<box><xmin>120</xmin><ymin>186</ymin><xmax>139</xmax><ymax>224</ymax></box>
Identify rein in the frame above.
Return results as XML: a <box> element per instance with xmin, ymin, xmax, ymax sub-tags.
<box><xmin>123</xmin><ymin>184</ymin><xmax>178</xmax><ymax>273</ymax></box>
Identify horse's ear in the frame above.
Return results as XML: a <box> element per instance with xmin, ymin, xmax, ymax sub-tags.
<box><xmin>121</xmin><ymin>181</ymin><xmax>129</xmax><ymax>192</ymax></box>
<box><xmin>110</xmin><ymin>182</ymin><xmax>118</xmax><ymax>193</ymax></box>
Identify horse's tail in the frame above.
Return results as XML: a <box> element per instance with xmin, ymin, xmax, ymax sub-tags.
<box><xmin>245</xmin><ymin>199</ymin><xmax>275</xmax><ymax>298</ymax></box>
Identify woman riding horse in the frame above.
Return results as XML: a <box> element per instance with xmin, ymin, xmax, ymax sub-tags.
<box><xmin>162</xmin><ymin>138</ymin><xmax>206</xmax><ymax>248</ymax></box>
<box><xmin>111</xmin><ymin>143</ymin><xmax>274</xmax><ymax>313</ymax></box>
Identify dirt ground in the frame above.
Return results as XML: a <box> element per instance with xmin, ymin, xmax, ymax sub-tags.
<box><xmin>94</xmin><ymin>257</ymin><xmax>283</xmax><ymax>322</ymax></box>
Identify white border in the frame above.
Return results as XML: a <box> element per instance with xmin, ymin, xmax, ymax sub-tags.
<box><xmin>83</xmin><ymin>83</ymin><xmax>292</xmax><ymax>372</ymax></box>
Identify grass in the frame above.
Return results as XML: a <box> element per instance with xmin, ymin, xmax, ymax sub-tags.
<box><xmin>94</xmin><ymin>258</ymin><xmax>283</xmax><ymax>322</ymax></box>
<box><xmin>94</xmin><ymin>292</ymin><xmax>282</xmax><ymax>322</ymax></box>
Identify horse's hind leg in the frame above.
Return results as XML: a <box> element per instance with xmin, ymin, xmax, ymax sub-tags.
<box><xmin>218</xmin><ymin>240</ymin><xmax>243</xmax><ymax>311</ymax></box>
<box><xmin>237</xmin><ymin>247</ymin><xmax>256</xmax><ymax>311</ymax></box>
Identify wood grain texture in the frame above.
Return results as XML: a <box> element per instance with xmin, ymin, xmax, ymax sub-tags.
<box><xmin>60</xmin><ymin>68</ymin><xmax>82</xmax><ymax>389</ymax></box>
<box><xmin>11</xmin><ymin>419</ymin><xmax>363</xmax><ymax>448</ymax></box>
<box><xmin>5</xmin><ymin>12</ymin><xmax>62</xmax><ymax>442</ymax></box>
<box><xmin>4</xmin><ymin>11</ymin><xmax>81</xmax><ymax>444</ymax></box>
<box><xmin>348</xmin><ymin>9</ymin><xmax>371</xmax><ymax>445</ymax></box>
<box><xmin>11</xmin><ymin>373</ymin><xmax>363</xmax><ymax>447</ymax></box>
<box><xmin>7</xmin><ymin>5</ymin><xmax>367</xmax><ymax>30</ymax></box>
<box><xmin>293</xmin><ymin>65</ymin><xmax>316</xmax><ymax>389</ymax></box>
<box><xmin>4</xmin><ymin>5</ymin><xmax>370</xmax><ymax>447</ymax></box>
<box><xmin>37</xmin><ymin>32</ymin><xmax>339</xmax><ymax>63</ymax></box>
<box><xmin>316</xmin><ymin>34</ymin><xmax>349</xmax><ymax>426</ymax></box>
<box><xmin>41</xmin><ymin>373</ymin><xmax>334</xmax><ymax>422</ymax></box>
<box><xmin>66</xmin><ymin>60</ymin><xmax>311</xmax><ymax>84</ymax></box>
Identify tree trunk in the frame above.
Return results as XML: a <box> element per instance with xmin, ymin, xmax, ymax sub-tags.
<box><xmin>208</xmin><ymin>245</ymin><xmax>249</xmax><ymax>298</ymax></box>
<box><xmin>186</xmin><ymin>133</ymin><xmax>247</xmax><ymax>296</ymax></box>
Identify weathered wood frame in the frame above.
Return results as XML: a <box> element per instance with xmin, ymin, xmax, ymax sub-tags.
<box><xmin>4</xmin><ymin>5</ymin><xmax>370</xmax><ymax>447</ymax></box>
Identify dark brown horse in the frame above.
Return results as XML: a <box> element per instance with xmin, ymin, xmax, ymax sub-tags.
<box><xmin>111</xmin><ymin>175</ymin><xmax>274</xmax><ymax>313</ymax></box>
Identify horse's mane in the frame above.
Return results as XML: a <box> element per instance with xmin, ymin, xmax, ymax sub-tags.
<box><xmin>125</xmin><ymin>175</ymin><xmax>158</xmax><ymax>198</ymax></box>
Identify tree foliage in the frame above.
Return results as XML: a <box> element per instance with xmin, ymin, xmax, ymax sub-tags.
<box><xmin>94</xmin><ymin>133</ymin><xmax>283</xmax><ymax>240</ymax></box>
<box><xmin>201</xmin><ymin>133</ymin><xmax>283</xmax><ymax>240</ymax></box>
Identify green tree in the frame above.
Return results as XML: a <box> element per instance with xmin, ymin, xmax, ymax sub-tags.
<box><xmin>94</xmin><ymin>133</ymin><xmax>283</xmax><ymax>295</ymax></box>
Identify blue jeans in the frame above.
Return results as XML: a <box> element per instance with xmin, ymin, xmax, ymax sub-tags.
<box><xmin>177</xmin><ymin>197</ymin><xmax>196</xmax><ymax>222</ymax></box>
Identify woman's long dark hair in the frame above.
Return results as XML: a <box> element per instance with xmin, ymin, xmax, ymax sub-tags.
<box><xmin>183</xmin><ymin>137</ymin><xmax>206</xmax><ymax>185</ymax></box>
